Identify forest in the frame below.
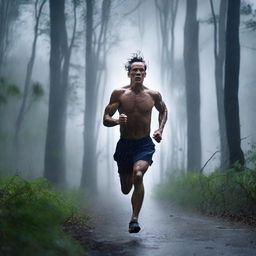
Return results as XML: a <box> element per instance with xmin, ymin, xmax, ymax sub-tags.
<box><xmin>1</xmin><ymin>0</ymin><xmax>256</xmax><ymax>255</ymax></box>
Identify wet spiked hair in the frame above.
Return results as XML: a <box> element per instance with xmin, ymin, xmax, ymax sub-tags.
<box><xmin>125</xmin><ymin>52</ymin><xmax>147</xmax><ymax>72</ymax></box>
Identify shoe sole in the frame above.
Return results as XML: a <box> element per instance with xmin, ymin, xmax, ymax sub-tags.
<box><xmin>129</xmin><ymin>226</ymin><xmax>141</xmax><ymax>233</ymax></box>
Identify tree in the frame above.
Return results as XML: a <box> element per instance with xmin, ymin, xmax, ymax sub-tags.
<box><xmin>14</xmin><ymin>0</ymin><xmax>47</xmax><ymax>146</ymax></box>
<box><xmin>44</xmin><ymin>0</ymin><xmax>77</xmax><ymax>184</ymax></box>
<box><xmin>0</xmin><ymin>0</ymin><xmax>19</xmax><ymax>74</ymax></box>
<box><xmin>155</xmin><ymin>0</ymin><xmax>178</xmax><ymax>84</ymax></box>
<box><xmin>183</xmin><ymin>0</ymin><xmax>201</xmax><ymax>172</ymax></box>
<box><xmin>80</xmin><ymin>0</ymin><xmax>111</xmax><ymax>191</ymax></box>
<box><xmin>224</xmin><ymin>0</ymin><xmax>244</xmax><ymax>168</ymax></box>
<box><xmin>209</xmin><ymin>0</ymin><xmax>229</xmax><ymax>169</ymax></box>
<box><xmin>154</xmin><ymin>0</ymin><xmax>184</xmax><ymax>177</ymax></box>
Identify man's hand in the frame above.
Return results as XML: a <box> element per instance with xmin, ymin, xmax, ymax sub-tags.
<box><xmin>119</xmin><ymin>113</ymin><xmax>127</xmax><ymax>125</ymax></box>
<box><xmin>153</xmin><ymin>129</ymin><xmax>162</xmax><ymax>143</ymax></box>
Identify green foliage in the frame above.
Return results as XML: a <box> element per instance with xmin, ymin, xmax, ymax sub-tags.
<box><xmin>0</xmin><ymin>176</ymin><xmax>84</xmax><ymax>256</ymax></box>
<box><xmin>241</xmin><ymin>2</ymin><xmax>256</xmax><ymax>30</ymax></box>
<box><xmin>0</xmin><ymin>77</ymin><xmax>21</xmax><ymax>105</ymax></box>
<box><xmin>73</xmin><ymin>0</ymin><xmax>83</xmax><ymax>7</ymax></box>
<box><xmin>7</xmin><ymin>84</ymin><xmax>21</xmax><ymax>97</ymax></box>
<box><xmin>32</xmin><ymin>82</ymin><xmax>44</xmax><ymax>100</ymax></box>
<box><xmin>247</xmin><ymin>144</ymin><xmax>256</xmax><ymax>164</ymax></box>
<box><xmin>156</xmin><ymin>170</ymin><xmax>256</xmax><ymax>217</ymax></box>
<box><xmin>244</xmin><ymin>19</ymin><xmax>256</xmax><ymax>30</ymax></box>
<box><xmin>241</xmin><ymin>2</ymin><xmax>253</xmax><ymax>15</ymax></box>
<box><xmin>155</xmin><ymin>150</ymin><xmax>256</xmax><ymax>220</ymax></box>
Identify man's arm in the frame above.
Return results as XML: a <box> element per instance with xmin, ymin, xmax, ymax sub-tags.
<box><xmin>103</xmin><ymin>90</ymin><xmax>127</xmax><ymax>127</ymax></box>
<box><xmin>153</xmin><ymin>92</ymin><xmax>168</xmax><ymax>143</ymax></box>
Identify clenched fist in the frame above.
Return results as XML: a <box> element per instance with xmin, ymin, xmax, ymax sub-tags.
<box><xmin>119</xmin><ymin>113</ymin><xmax>127</xmax><ymax>125</ymax></box>
<box><xmin>153</xmin><ymin>129</ymin><xmax>162</xmax><ymax>143</ymax></box>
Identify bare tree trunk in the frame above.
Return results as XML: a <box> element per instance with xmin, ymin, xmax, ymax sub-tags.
<box><xmin>184</xmin><ymin>0</ymin><xmax>201</xmax><ymax>172</ymax></box>
<box><xmin>0</xmin><ymin>0</ymin><xmax>19</xmax><ymax>74</ymax></box>
<box><xmin>81</xmin><ymin>0</ymin><xmax>97</xmax><ymax>191</ymax></box>
<box><xmin>170</xmin><ymin>0</ymin><xmax>178</xmax><ymax>73</ymax></box>
<box><xmin>155</xmin><ymin>0</ymin><xmax>179</xmax><ymax>177</ymax></box>
<box><xmin>44</xmin><ymin>0</ymin><xmax>77</xmax><ymax>184</ymax></box>
<box><xmin>224</xmin><ymin>0</ymin><xmax>244</xmax><ymax>168</ymax></box>
<box><xmin>209</xmin><ymin>0</ymin><xmax>229</xmax><ymax>170</ymax></box>
<box><xmin>14</xmin><ymin>0</ymin><xmax>47</xmax><ymax>146</ymax></box>
<box><xmin>81</xmin><ymin>0</ymin><xmax>111</xmax><ymax>191</ymax></box>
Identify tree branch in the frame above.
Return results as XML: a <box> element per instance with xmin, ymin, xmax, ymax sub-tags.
<box><xmin>123</xmin><ymin>0</ymin><xmax>143</xmax><ymax>17</ymax></box>
<box><xmin>200</xmin><ymin>151</ymin><xmax>220</xmax><ymax>173</ymax></box>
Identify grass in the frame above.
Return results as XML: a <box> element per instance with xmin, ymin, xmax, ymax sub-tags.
<box><xmin>155</xmin><ymin>151</ymin><xmax>256</xmax><ymax>224</ymax></box>
<box><xmin>0</xmin><ymin>175</ymin><xmax>87</xmax><ymax>256</ymax></box>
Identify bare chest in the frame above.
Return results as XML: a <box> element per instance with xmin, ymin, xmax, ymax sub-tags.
<box><xmin>119</xmin><ymin>92</ymin><xmax>154</xmax><ymax>114</ymax></box>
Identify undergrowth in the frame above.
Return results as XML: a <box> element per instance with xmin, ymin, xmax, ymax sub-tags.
<box><xmin>0</xmin><ymin>175</ymin><xmax>86</xmax><ymax>256</ymax></box>
<box><xmin>155</xmin><ymin>151</ymin><xmax>256</xmax><ymax>223</ymax></box>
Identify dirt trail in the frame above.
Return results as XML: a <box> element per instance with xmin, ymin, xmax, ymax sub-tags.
<box><xmin>80</xmin><ymin>191</ymin><xmax>256</xmax><ymax>256</ymax></box>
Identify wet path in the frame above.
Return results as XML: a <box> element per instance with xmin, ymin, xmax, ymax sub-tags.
<box><xmin>83</xmin><ymin>192</ymin><xmax>256</xmax><ymax>256</ymax></box>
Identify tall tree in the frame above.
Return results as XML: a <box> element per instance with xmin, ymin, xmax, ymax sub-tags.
<box><xmin>14</xmin><ymin>0</ymin><xmax>47</xmax><ymax>146</ymax></box>
<box><xmin>0</xmin><ymin>0</ymin><xmax>19</xmax><ymax>74</ymax></box>
<box><xmin>224</xmin><ymin>0</ymin><xmax>244</xmax><ymax>168</ymax></box>
<box><xmin>155</xmin><ymin>0</ymin><xmax>182</xmax><ymax>177</ymax></box>
<box><xmin>209</xmin><ymin>0</ymin><xmax>229</xmax><ymax>169</ymax></box>
<box><xmin>44</xmin><ymin>0</ymin><xmax>77</xmax><ymax>183</ymax></box>
<box><xmin>80</xmin><ymin>0</ymin><xmax>111</xmax><ymax>191</ymax></box>
<box><xmin>183</xmin><ymin>0</ymin><xmax>201</xmax><ymax>172</ymax></box>
<box><xmin>81</xmin><ymin>0</ymin><xmax>96</xmax><ymax>190</ymax></box>
<box><xmin>155</xmin><ymin>0</ymin><xmax>178</xmax><ymax>84</ymax></box>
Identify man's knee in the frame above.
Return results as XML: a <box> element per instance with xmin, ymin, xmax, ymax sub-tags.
<box><xmin>134</xmin><ymin>172</ymin><xmax>143</xmax><ymax>186</ymax></box>
<box><xmin>133</xmin><ymin>166</ymin><xmax>144</xmax><ymax>185</ymax></box>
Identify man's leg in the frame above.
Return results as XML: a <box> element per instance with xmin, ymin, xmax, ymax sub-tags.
<box><xmin>119</xmin><ymin>172</ymin><xmax>133</xmax><ymax>195</ymax></box>
<box><xmin>131</xmin><ymin>160</ymin><xmax>149</xmax><ymax>222</ymax></box>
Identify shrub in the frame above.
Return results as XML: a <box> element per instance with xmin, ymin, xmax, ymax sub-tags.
<box><xmin>155</xmin><ymin>170</ymin><xmax>256</xmax><ymax>218</ymax></box>
<box><xmin>0</xmin><ymin>175</ymin><xmax>84</xmax><ymax>256</ymax></box>
<box><xmin>156</xmin><ymin>147</ymin><xmax>256</xmax><ymax>220</ymax></box>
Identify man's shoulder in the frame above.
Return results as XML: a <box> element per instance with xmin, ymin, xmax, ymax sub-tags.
<box><xmin>112</xmin><ymin>86</ymin><xmax>127</xmax><ymax>94</ymax></box>
<box><xmin>110</xmin><ymin>86</ymin><xmax>129</xmax><ymax>100</ymax></box>
<box><xmin>144</xmin><ymin>87</ymin><xmax>161</xmax><ymax>99</ymax></box>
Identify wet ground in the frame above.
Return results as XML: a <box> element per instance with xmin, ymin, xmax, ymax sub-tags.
<box><xmin>78</xmin><ymin>191</ymin><xmax>256</xmax><ymax>256</ymax></box>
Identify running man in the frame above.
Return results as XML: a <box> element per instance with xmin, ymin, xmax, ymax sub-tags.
<box><xmin>103</xmin><ymin>54</ymin><xmax>168</xmax><ymax>233</ymax></box>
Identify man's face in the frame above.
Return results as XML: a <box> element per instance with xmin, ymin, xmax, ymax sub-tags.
<box><xmin>128</xmin><ymin>62</ymin><xmax>146</xmax><ymax>84</ymax></box>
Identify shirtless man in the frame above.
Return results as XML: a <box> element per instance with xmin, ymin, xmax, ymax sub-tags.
<box><xmin>103</xmin><ymin>55</ymin><xmax>167</xmax><ymax>233</ymax></box>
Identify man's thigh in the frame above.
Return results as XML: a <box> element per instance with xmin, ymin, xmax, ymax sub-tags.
<box><xmin>133</xmin><ymin>160</ymin><xmax>150</xmax><ymax>176</ymax></box>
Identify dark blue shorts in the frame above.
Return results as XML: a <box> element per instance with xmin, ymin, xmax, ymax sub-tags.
<box><xmin>113</xmin><ymin>136</ymin><xmax>155</xmax><ymax>174</ymax></box>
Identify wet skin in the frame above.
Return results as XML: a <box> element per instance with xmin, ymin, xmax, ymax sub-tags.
<box><xmin>103</xmin><ymin>62</ymin><xmax>168</xmax><ymax>226</ymax></box>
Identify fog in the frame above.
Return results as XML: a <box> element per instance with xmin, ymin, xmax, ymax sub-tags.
<box><xmin>0</xmin><ymin>0</ymin><xmax>255</xmax><ymax>193</ymax></box>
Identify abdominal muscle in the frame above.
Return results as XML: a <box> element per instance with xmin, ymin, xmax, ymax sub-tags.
<box><xmin>120</xmin><ymin>112</ymin><xmax>152</xmax><ymax>139</ymax></box>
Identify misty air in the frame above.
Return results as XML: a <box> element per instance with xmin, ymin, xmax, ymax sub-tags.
<box><xmin>0</xmin><ymin>0</ymin><xmax>256</xmax><ymax>255</ymax></box>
